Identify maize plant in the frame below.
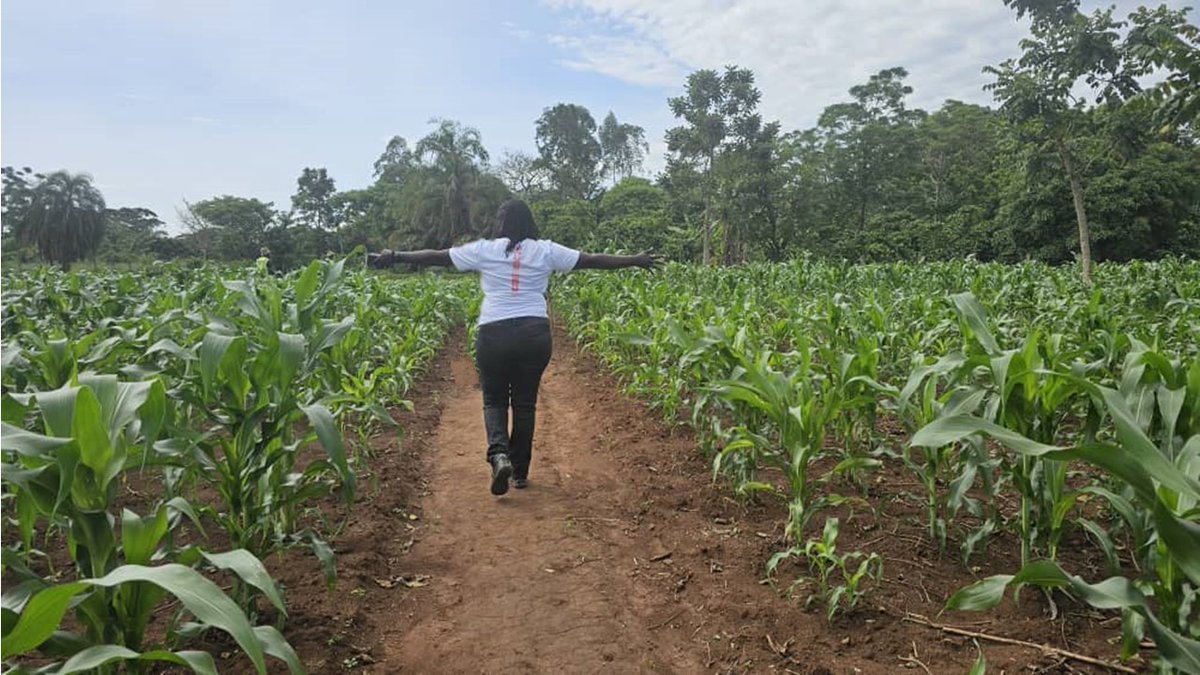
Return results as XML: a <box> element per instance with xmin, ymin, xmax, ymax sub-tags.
<box><xmin>915</xmin><ymin>374</ymin><xmax>1200</xmax><ymax>673</ymax></box>
<box><xmin>1</xmin><ymin>378</ymin><xmax>301</xmax><ymax>674</ymax></box>
<box><xmin>2</xmin><ymin>257</ymin><xmax>472</xmax><ymax>671</ymax></box>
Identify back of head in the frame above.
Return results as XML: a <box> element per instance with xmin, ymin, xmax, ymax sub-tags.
<box><xmin>495</xmin><ymin>199</ymin><xmax>538</xmax><ymax>255</ymax></box>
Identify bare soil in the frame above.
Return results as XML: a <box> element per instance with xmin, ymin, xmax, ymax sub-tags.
<box><xmin>267</xmin><ymin>327</ymin><xmax>1146</xmax><ymax>674</ymax></box>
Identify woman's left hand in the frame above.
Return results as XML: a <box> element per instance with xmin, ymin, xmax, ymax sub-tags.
<box><xmin>368</xmin><ymin>250</ymin><xmax>395</xmax><ymax>268</ymax></box>
<box><xmin>634</xmin><ymin>251</ymin><xmax>663</xmax><ymax>269</ymax></box>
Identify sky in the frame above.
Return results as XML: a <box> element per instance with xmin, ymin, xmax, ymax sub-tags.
<box><xmin>2</xmin><ymin>0</ymin><xmax>1192</xmax><ymax>233</ymax></box>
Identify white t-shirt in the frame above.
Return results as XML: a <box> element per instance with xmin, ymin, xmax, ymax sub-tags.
<box><xmin>449</xmin><ymin>238</ymin><xmax>581</xmax><ymax>325</ymax></box>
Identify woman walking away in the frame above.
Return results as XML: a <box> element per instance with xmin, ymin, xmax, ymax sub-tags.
<box><xmin>368</xmin><ymin>199</ymin><xmax>657</xmax><ymax>496</ymax></box>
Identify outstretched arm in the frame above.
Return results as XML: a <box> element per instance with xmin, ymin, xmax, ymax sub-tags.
<box><xmin>573</xmin><ymin>252</ymin><xmax>659</xmax><ymax>270</ymax></box>
<box><xmin>368</xmin><ymin>249</ymin><xmax>453</xmax><ymax>268</ymax></box>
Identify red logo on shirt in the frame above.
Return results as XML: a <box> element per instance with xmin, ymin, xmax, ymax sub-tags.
<box><xmin>511</xmin><ymin>243</ymin><xmax>522</xmax><ymax>292</ymax></box>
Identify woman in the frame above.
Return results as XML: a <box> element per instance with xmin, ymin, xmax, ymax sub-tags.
<box><xmin>369</xmin><ymin>199</ymin><xmax>657</xmax><ymax>496</ymax></box>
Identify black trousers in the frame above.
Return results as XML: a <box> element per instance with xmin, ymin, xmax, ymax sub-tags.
<box><xmin>475</xmin><ymin>317</ymin><xmax>552</xmax><ymax>479</ymax></box>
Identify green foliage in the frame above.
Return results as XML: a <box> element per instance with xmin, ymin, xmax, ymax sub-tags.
<box><xmin>291</xmin><ymin>167</ymin><xmax>337</xmax><ymax>232</ymax></box>
<box><xmin>598</xmin><ymin>111</ymin><xmax>648</xmax><ymax>184</ymax></box>
<box><xmin>10</xmin><ymin>171</ymin><xmax>107</xmax><ymax>269</ymax></box>
<box><xmin>1</xmin><ymin>257</ymin><xmax>472</xmax><ymax>671</ymax></box>
<box><xmin>553</xmin><ymin>257</ymin><xmax>1199</xmax><ymax>671</ymax></box>
<box><xmin>768</xmin><ymin>518</ymin><xmax>883</xmax><ymax>621</ymax></box>
<box><xmin>535</xmin><ymin>103</ymin><xmax>602</xmax><ymax>200</ymax></box>
<box><xmin>0</xmin><ymin>377</ymin><xmax>298</xmax><ymax>674</ymax></box>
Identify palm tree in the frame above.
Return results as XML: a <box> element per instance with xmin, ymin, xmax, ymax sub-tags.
<box><xmin>412</xmin><ymin>119</ymin><xmax>489</xmax><ymax>247</ymax></box>
<box><xmin>18</xmin><ymin>171</ymin><xmax>107</xmax><ymax>269</ymax></box>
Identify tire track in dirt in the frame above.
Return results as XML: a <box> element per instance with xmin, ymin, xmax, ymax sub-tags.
<box><xmin>377</xmin><ymin>340</ymin><xmax>707</xmax><ymax>673</ymax></box>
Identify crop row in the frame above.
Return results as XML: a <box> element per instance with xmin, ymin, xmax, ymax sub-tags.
<box><xmin>1</xmin><ymin>259</ymin><xmax>474</xmax><ymax>674</ymax></box>
<box><xmin>552</xmin><ymin>258</ymin><xmax>1200</xmax><ymax>673</ymax></box>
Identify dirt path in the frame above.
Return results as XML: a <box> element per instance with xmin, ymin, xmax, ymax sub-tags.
<box><xmin>376</xmin><ymin>341</ymin><xmax>707</xmax><ymax>673</ymax></box>
<box><xmin>277</xmin><ymin>328</ymin><xmax>1135</xmax><ymax>675</ymax></box>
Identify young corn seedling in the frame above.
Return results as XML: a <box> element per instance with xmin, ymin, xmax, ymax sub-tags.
<box><xmin>767</xmin><ymin>517</ymin><xmax>883</xmax><ymax>621</ymax></box>
<box><xmin>713</xmin><ymin>344</ymin><xmax>843</xmax><ymax>545</ymax></box>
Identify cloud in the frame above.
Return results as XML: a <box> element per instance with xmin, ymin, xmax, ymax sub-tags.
<box><xmin>502</xmin><ymin>21</ymin><xmax>534</xmax><ymax>40</ymax></box>
<box><xmin>539</xmin><ymin>0</ymin><xmax>1181</xmax><ymax>129</ymax></box>
<box><xmin>184</xmin><ymin>116</ymin><xmax>218</xmax><ymax>124</ymax></box>
<box><xmin>547</xmin><ymin>33</ymin><xmax>688</xmax><ymax>87</ymax></box>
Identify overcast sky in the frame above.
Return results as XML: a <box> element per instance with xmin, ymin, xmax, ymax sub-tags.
<box><xmin>2</xmin><ymin>0</ymin><xmax>1191</xmax><ymax>233</ymax></box>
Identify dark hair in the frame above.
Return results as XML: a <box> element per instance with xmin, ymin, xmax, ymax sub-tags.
<box><xmin>495</xmin><ymin>199</ymin><xmax>538</xmax><ymax>255</ymax></box>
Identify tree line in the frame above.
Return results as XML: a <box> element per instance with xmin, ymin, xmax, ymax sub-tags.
<box><xmin>3</xmin><ymin>0</ymin><xmax>1197</xmax><ymax>274</ymax></box>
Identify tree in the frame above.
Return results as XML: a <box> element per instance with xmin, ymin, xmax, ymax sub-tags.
<box><xmin>2</xmin><ymin>166</ymin><xmax>41</xmax><ymax>230</ymax></box>
<box><xmin>15</xmin><ymin>170</ymin><xmax>107</xmax><ymax>269</ymax></box>
<box><xmin>99</xmin><ymin>207</ymin><xmax>169</xmax><ymax>263</ymax></box>
<box><xmin>598</xmin><ymin>112</ymin><xmax>649</xmax><ymax>183</ymax></box>
<box><xmin>496</xmin><ymin>150</ymin><xmax>550</xmax><ymax>197</ymax></box>
<box><xmin>184</xmin><ymin>196</ymin><xmax>277</xmax><ymax>261</ymax></box>
<box><xmin>379</xmin><ymin>119</ymin><xmax>508</xmax><ymax>250</ymax></box>
<box><xmin>535</xmin><ymin>104</ymin><xmax>602</xmax><ymax>200</ymax></box>
<box><xmin>666</xmin><ymin>66</ymin><xmax>771</xmax><ymax>264</ymax></box>
<box><xmin>986</xmin><ymin>0</ymin><xmax>1134</xmax><ymax>283</ymax></box>
<box><xmin>814</xmin><ymin>67</ymin><xmax>925</xmax><ymax>253</ymax></box>
<box><xmin>291</xmin><ymin>167</ymin><xmax>337</xmax><ymax>231</ymax></box>
<box><xmin>1122</xmin><ymin>5</ymin><xmax>1200</xmax><ymax>133</ymax></box>
<box><xmin>178</xmin><ymin>200</ymin><xmax>217</xmax><ymax>261</ymax></box>
<box><xmin>373</xmin><ymin>136</ymin><xmax>417</xmax><ymax>184</ymax></box>
<box><xmin>409</xmin><ymin>119</ymin><xmax>491</xmax><ymax>247</ymax></box>
<box><xmin>597</xmin><ymin>177</ymin><xmax>670</xmax><ymax>253</ymax></box>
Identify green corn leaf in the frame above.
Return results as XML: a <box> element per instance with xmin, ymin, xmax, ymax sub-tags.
<box><xmin>201</xmin><ymin>549</ymin><xmax>287</xmax><ymax>614</ymax></box>
<box><xmin>1</xmin><ymin>578</ymin><xmax>47</xmax><ymax>633</ymax></box>
<box><xmin>294</xmin><ymin>260</ymin><xmax>322</xmax><ymax>309</ymax></box>
<box><xmin>911</xmin><ymin>415</ymin><xmax>1060</xmax><ymax>456</ymax></box>
<box><xmin>37</xmin><ymin>385</ymin><xmax>80</xmax><ymax>438</ymax></box>
<box><xmin>293</xmin><ymin>528</ymin><xmax>337</xmax><ymax>589</ymax></box>
<box><xmin>1158</xmin><ymin>386</ymin><xmax>1185</xmax><ymax>456</ymax></box>
<box><xmin>56</xmin><ymin>645</ymin><xmax>218</xmax><ymax>675</ymax></box>
<box><xmin>946</xmin><ymin>574</ymin><xmax>1013</xmax><ymax>611</ymax></box>
<box><xmin>254</xmin><ymin>625</ymin><xmax>307</xmax><ymax>675</ymax></box>
<box><xmin>1142</xmin><ymin>611</ymin><xmax>1200</xmax><ymax>675</ymax></box>
<box><xmin>1099</xmin><ymin>387</ymin><xmax>1200</xmax><ymax>501</ymax></box>
<box><xmin>1</xmin><ymin>582</ymin><xmax>89</xmax><ymax>659</ymax></box>
<box><xmin>1076</xmin><ymin>518</ymin><xmax>1121</xmax><ymax>575</ymax></box>
<box><xmin>311</xmin><ymin>316</ymin><xmax>356</xmax><ymax>356</ymax></box>
<box><xmin>199</xmin><ymin>332</ymin><xmax>237</xmax><ymax>397</ymax></box>
<box><xmin>1</xmin><ymin>422</ymin><xmax>72</xmax><ymax>457</ymax></box>
<box><xmin>1059</xmin><ymin>443</ymin><xmax>1158</xmax><ymax>506</ymax></box>
<box><xmin>274</xmin><ymin>332</ymin><xmax>307</xmax><ymax>387</ymax></box>
<box><xmin>71</xmin><ymin>386</ymin><xmax>113</xmax><ymax>476</ymax></box>
<box><xmin>166</xmin><ymin>496</ymin><xmax>206</xmax><ymax>536</ymax></box>
<box><xmin>950</xmin><ymin>293</ymin><xmax>1000</xmax><ymax>354</ymax></box>
<box><xmin>122</xmin><ymin>507</ymin><xmax>169</xmax><ymax>566</ymax></box>
<box><xmin>85</xmin><ymin>564</ymin><xmax>268</xmax><ymax>674</ymax></box>
<box><xmin>145</xmin><ymin>338</ymin><xmax>192</xmax><ymax>360</ymax></box>
<box><xmin>1154</xmin><ymin>502</ymin><xmax>1200</xmax><ymax>587</ymax></box>
<box><xmin>1076</xmin><ymin>486</ymin><xmax>1142</xmax><ymax>542</ymax></box>
<box><xmin>968</xmin><ymin>647</ymin><xmax>987</xmax><ymax>675</ymax></box>
<box><xmin>137</xmin><ymin>379</ymin><xmax>169</xmax><ymax>453</ymax></box>
<box><xmin>301</xmin><ymin>403</ymin><xmax>355</xmax><ymax>501</ymax></box>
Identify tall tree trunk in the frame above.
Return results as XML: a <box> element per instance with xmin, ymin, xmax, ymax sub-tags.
<box><xmin>701</xmin><ymin>203</ymin><xmax>712</xmax><ymax>266</ymax></box>
<box><xmin>702</xmin><ymin>155</ymin><xmax>714</xmax><ymax>266</ymax></box>
<box><xmin>1054</xmin><ymin>134</ymin><xmax>1093</xmax><ymax>284</ymax></box>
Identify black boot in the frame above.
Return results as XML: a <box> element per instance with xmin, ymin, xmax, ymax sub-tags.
<box><xmin>489</xmin><ymin>453</ymin><xmax>513</xmax><ymax>496</ymax></box>
<box><xmin>509</xmin><ymin>407</ymin><xmax>536</xmax><ymax>488</ymax></box>
<box><xmin>483</xmin><ymin>407</ymin><xmax>512</xmax><ymax>495</ymax></box>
